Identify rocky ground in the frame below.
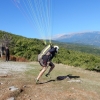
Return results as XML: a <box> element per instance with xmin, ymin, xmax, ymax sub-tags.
<box><xmin>0</xmin><ymin>60</ymin><xmax>100</xmax><ymax>100</ymax></box>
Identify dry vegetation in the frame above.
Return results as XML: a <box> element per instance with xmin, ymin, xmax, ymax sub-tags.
<box><xmin>0</xmin><ymin>60</ymin><xmax>100</xmax><ymax>100</ymax></box>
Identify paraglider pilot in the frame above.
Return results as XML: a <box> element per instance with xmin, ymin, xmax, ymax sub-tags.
<box><xmin>35</xmin><ymin>45</ymin><xmax>59</xmax><ymax>84</ymax></box>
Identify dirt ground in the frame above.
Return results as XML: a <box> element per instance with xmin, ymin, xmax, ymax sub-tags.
<box><xmin>0</xmin><ymin>60</ymin><xmax>100</xmax><ymax>100</ymax></box>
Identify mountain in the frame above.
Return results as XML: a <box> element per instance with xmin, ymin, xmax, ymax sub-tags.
<box><xmin>54</xmin><ymin>31</ymin><xmax>100</xmax><ymax>47</ymax></box>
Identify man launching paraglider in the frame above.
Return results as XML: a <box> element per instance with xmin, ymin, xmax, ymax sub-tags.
<box><xmin>36</xmin><ymin>45</ymin><xmax>59</xmax><ymax>84</ymax></box>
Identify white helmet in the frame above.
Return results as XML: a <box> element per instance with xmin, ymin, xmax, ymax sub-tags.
<box><xmin>54</xmin><ymin>45</ymin><xmax>59</xmax><ymax>52</ymax></box>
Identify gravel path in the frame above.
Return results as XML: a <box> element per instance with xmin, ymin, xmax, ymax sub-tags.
<box><xmin>0</xmin><ymin>61</ymin><xmax>29</xmax><ymax>74</ymax></box>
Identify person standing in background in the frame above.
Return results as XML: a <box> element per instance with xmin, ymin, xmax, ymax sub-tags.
<box><xmin>5</xmin><ymin>46</ymin><xmax>10</xmax><ymax>61</ymax></box>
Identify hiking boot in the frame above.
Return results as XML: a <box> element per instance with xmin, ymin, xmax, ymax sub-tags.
<box><xmin>45</xmin><ymin>73</ymin><xmax>50</xmax><ymax>77</ymax></box>
<box><xmin>35</xmin><ymin>79</ymin><xmax>39</xmax><ymax>84</ymax></box>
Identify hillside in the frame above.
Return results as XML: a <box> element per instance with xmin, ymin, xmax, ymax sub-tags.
<box><xmin>1</xmin><ymin>30</ymin><xmax>100</xmax><ymax>72</ymax></box>
<box><xmin>0</xmin><ymin>30</ymin><xmax>46</xmax><ymax>61</ymax></box>
<box><xmin>0</xmin><ymin>60</ymin><xmax>100</xmax><ymax>100</ymax></box>
<box><xmin>54</xmin><ymin>31</ymin><xmax>100</xmax><ymax>47</ymax></box>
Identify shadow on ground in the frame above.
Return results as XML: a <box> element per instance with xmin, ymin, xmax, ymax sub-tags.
<box><xmin>37</xmin><ymin>74</ymin><xmax>80</xmax><ymax>84</ymax></box>
<box><xmin>38</xmin><ymin>79</ymin><xmax>56</xmax><ymax>84</ymax></box>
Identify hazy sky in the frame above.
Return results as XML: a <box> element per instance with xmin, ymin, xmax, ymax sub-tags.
<box><xmin>0</xmin><ymin>0</ymin><xmax>100</xmax><ymax>40</ymax></box>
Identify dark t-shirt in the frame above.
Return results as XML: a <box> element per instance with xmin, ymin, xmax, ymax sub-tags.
<box><xmin>5</xmin><ymin>48</ymin><xmax>9</xmax><ymax>55</ymax></box>
<box><xmin>48</xmin><ymin>47</ymin><xmax>56</xmax><ymax>61</ymax></box>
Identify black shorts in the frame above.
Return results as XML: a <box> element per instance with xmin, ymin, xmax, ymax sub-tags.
<box><xmin>39</xmin><ymin>55</ymin><xmax>54</xmax><ymax>67</ymax></box>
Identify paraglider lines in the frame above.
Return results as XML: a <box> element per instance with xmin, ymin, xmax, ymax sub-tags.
<box><xmin>11</xmin><ymin>0</ymin><xmax>52</xmax><ymax>44</ymax></box>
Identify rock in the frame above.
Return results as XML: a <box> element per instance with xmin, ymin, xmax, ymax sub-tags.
<box><xmin>9</xmin><ymin>86</ymin><xmax>18</xmax><ymax>91</ymax></box>
<box><xmin>0</xmin><ymin>82</ymin><xmax>3</xmax><ymax>85</ymax></box>
<box><xmin>23</xmin><ymin>85</ymin><xmax>27</xmax><ymax>88</ymax></box>
<box><xmin>7</xmin><ymin>97</ymin><xmax>14</xmax><ymax>100</ymax></box>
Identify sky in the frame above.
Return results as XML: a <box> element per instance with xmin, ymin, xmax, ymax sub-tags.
<box><xmin>0</xmin><ymin>0</ymin><xmax>100</xmax><ymax>40</ymax></box>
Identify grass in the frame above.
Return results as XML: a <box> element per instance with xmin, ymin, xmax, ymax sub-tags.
<box><xmin>0</xmin><ymin>61</ymin><xmax>100</xmax><ymax>100</ymax></box>
<box><xmin>25</xmin><ymin>62</ymin><xmax>100</xmax><ymax>92</ymax></box>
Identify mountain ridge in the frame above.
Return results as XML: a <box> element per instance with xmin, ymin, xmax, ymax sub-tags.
<box><xmin>54</xmin><ymin>31</ymin><xmax>100</xmax><ymax>47</ymax></box>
